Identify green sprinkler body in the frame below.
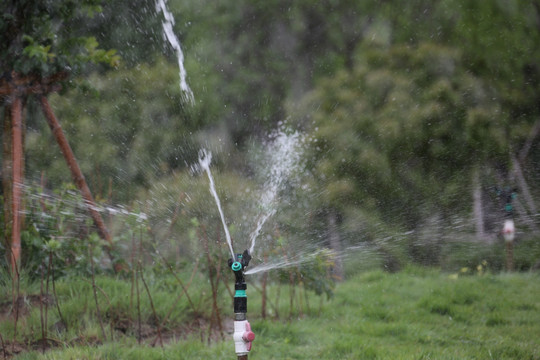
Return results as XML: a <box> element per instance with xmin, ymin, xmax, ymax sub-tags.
<box><xmin>229</xmin><ymin>249</ymin><xmax>251</xmax><ymax>313</ymax></box>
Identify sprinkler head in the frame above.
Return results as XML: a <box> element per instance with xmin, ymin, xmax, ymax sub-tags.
<box><xmin>231</xmin><ymin>261</ymin><xmax>242</xmax><ymax>272</ymax></box>
<box><xmin>237</xmin><ymin>249</ymin><xmax>252</xmax><ymax>268</ymax></box>
<box><xmin>228</xmin><ymin>249</ymin><xmax>252</xmax><ymax>284</ymax></box>
<box><xmin>229</xmin><ymin>249</ymin><xmax>253</xmax><ymax>314</ymax></box>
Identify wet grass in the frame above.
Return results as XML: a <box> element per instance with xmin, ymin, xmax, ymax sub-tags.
<box><xmin>6</xmin><ymin>267</ymin><xmax>540</xmax><ymax>359</ymax></box>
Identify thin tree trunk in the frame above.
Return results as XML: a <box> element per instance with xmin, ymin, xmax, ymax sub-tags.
<box><xmin>472</xmin><ymin>168</ymin><xmax>486</xmax><ymax>242</ymax></box>
<box><xmin>509</xmin><ymin>154</ymin><xmax>539</xmax><ymax>233</ymax></box>
<box><xmin>3</xmin><ymin>103</ymin><xmax>14</xmax><ymax>267</ymax></box>
<box><xmin>510</xmin><ymin>153</ymin><xmax>538</xmax><ymax>215</ymax></box>
<box><xmin>200</xmin><ymin>226</ymin><xmax>224</xmax><ymax>341</ymax></box>
<box><xmin>518</xmin><ymin>118</ymin><xmax>540</xmax><ymax>163</ymax></box>
<box><xmin>39</xmin><ymin>96</ymin><xmax>115</xmax><ymax>264</ymax></box>
<box><xmin>261</xmin><ymin>254</ymin><xmax>268</xmax><ymax>319</ymax></box>
<box><xmin>10</xmin><ymin>96</ymin><xmax>23</xmax><ymax>277</ymax></box>
<box><xmin>327</xmin><ymin>209</ymin><xmax>344</xmax><ymax>280</ymax></box>
<box><xmin>513</xmin><ymin>199</ymin><xmax>539</xmax><ymax>233</ymax></box>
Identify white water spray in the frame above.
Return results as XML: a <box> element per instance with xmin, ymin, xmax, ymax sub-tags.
<box><xmin>155</xmin><ymin>0</ymin><xmax>194</xmax><ymax>104</ymax></box>
<box><xmin>244</xmin><ymin>243</ymin><xmax>373</xmax><ymax>275</ymax></box>
<box><xmin>193</xmin><ymin>127</ymin><xmax>306</xmax><ymax>261</ymax></box>
<box><xmin>197</xmin><ymin>150</ymin><xmax>236</xmax><ymax>259</ymax></box>
<box><xmin>248</xmin><ymin>129</ymin><xmax>306</xmax><ymax>255</ymax></box>
<box><xmin>244</xmin><ymin>249</ymin><xmax>328</xmax><ymax>275</ymax></box>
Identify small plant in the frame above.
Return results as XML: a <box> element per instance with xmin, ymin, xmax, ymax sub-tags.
<box><xmin>450</xmin><ymin>260</ymin><xmax>489</xmax><ymax>279</ymax></box>
<box><xmin>17</xmin><ymin>183</ymin><xmax>111</xmax><ymax>279</ymax></box>
<box><xmin>297</xmin><ymin>249</ymin><xmax>336</xmax><ymax>300</ymax></box>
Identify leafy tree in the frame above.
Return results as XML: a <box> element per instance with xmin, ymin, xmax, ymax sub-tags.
<box><xmin>0</xmin><ymin>0</ymin><xmax>119</xmax><ymax>76</ymax></box>
<box><xmin>1</xmin><ymin>0</ymin><xmax>119</xmax><ymax>273</ymax></box>
<box><xmin>299</xmin><ymin>44</ymin><xmax>485</xmax><ymax>224</ymax></box>
<box><xmin>26</xmin><ymin>60</ymin><xmax>203</xmax><ymax>203</ymax></box>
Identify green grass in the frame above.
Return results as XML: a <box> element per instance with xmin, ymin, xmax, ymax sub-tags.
<box><xmin>5</xmin><ymin>267</ymin><xmax>540</xmax><ymax>359</ymax></box>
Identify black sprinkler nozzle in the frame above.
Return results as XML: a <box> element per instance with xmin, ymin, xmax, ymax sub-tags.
<box><xmin>228</xmin><ymin>249</ymin><xmax>251</xmax><ymax>285</ymax></box>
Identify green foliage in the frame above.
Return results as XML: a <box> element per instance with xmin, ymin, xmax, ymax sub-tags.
<box><xmin>1</xmin><ymin>0</ymin><xmax>119</xmax><ymax>76</ymax></box>
<box><xmin>84</xmin><ymin>0</ymin><xmax>164</xmax><ymax>66</ymax></box>
<box><xmin>79</xmin><ymin>36</ymin><xmax>120</xmax><ymax>67</ymax></box>
<box><xmin>16</xmin><ymin>183</ymin><xmax>110</xmax><ymax>278</ymax></box>
<box><xmin>295</xmin><ymin>42</ymin><xmax>503</xmax><ymax>230</ymax></box>
<box><xmin>296</xmin><ymin>249</ymin><xmax>336</xmax><ymax>299</ymax></box>
<box><xmin>24</xmin><ymin>59</ymin><xmax>205</xmax><ymax>202</ymax></box>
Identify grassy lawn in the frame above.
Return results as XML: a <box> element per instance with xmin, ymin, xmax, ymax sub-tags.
<box><xmin>5</xmin><ymin>268</ymin><xmax>540</xmax><ymax>359</ymax></box>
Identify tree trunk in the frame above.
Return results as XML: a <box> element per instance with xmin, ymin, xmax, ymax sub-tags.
<box><xmin>472</xmin><ymin>168</ymin><xmax>486</xmax><ymax>242</ymax></box>
<box><xmin>261</xmin><ymin>254</ymin><xmax>268</xmax><ymax>319</ymax></box>
<box><xmin>513</xmin><ymin>199</ymin><xmax>539</xmax><ymax>233</ymax></box>
<box><xmin>11</xmin><ymin>96</ymin><xmax>23</xmax><ymax>276</ymax></box>
<box><xmin>511</xmin><ymin>153</ymin><xmax>538</xmax><ymax>215</ymax></box>
<box><xmin>327</xmin><ymin>208</ymin><xmax>344</xmax><ymax>281</ymax></box>
<box><xmin>3</xmin><ymin>103</ymin><xmax>13</xmax><ymax>265</ymax></box>
<box><xmin>2</xmin><ymin>97</ymin><xmax>24</xmax><ymax>277</ymax></box>
<box><xmin>518</xmin><ymin>118</ymin><xmax>540</xmax><ymax>163</ymax></box>
<box><xmin>509</xmin><ymin>154</ymin><xmax>539</xmax><ymax>233</ymax></box>
<box><xmin>39</xmin><ymin>96</ymin><xmax>115</xmax><ymax>263</ymax></box>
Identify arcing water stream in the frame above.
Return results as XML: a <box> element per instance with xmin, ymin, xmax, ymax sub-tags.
<box><xmin>155</xmin><ymin>0</ymin><xmax>194</xmax><ymax>104</ymax></box>
<box><xmin>197</xmin><ymin>149</ymin><xmax>236</xmax><ymax>259</ymax></box>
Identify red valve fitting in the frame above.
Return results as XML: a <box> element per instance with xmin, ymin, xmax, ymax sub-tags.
<box><xmin>243</xmin><ymin>321</ymin><xmax>255</xmax><ymax>350</ymax></box>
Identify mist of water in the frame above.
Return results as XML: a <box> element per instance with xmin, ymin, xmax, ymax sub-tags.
<box><xmin>244</xmin><ymin>248</ymin><xmax>329</xmax><ymax>275</ymax></box>
<box><xmin>244</xmin><ymin>243</ymin><xmax>374</xmax><ymax>275</ymax></box>
<box><xmin>155</xmin><ymin>0</ymin><xmax>194</xmax><ymax>104</ymax></box>
<box><xmin>248</xmin><ymin>128</ymin><xmax>306</xmax><ymax>255</ymax></box>
<box><xmin>20</xmin><ymin>183</ymin><xmax>149</xmax><ymax>241</ymax></box>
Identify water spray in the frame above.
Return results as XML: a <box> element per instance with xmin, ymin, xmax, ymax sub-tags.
<box><xmin>197</xmin><ymin>130</ymin><xmax>305</xmax><ymax>358</ymax></box>
<box><xmin>198</xmin><ymin>150</ymin><xmax>236</xmax><ymax>259</ymax></box>
<box><xmin>155</xmin><ymin>0</ymin><xmax>195</xmax><ymax>104</ymax></box>
<box><xmin>228</xmin><ymin>249</ymin><xmax>255</xmax><ymax>359</ymax></box>
<box><xmin>197</xmin><ymin>150</ymin><xmax>255</xmax><ymax>357</ymax></box>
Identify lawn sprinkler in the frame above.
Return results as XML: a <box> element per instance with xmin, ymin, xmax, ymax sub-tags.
<box><xmin>496</xmin><ymin>186</ymin><xmax>517</xmax><ymax>243</ymax></box>
<box><xmin>497</xmin><ymin>187</ymin><xmax>517</xmax><ymax>271</ymax></box>
<box><xmin>228</xmin><ymin>249</ymin><xmax>255</xmax><ymax>359</ymax></box>
<box><xmin>502</xmin><ymin>219</ymin><xmax>515</xmax><ymax>243</ymax></box>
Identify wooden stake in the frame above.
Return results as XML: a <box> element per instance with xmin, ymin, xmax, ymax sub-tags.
<box><xmin>39</xmin><ymin>96</ymin><xmax>116</xmax><ymax>266</ymax></box>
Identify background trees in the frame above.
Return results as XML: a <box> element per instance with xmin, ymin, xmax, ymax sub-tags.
<box><xmin>2</xmin><ymin>0</ymin><xmax>539</xmax><ymax>274</ymax></box>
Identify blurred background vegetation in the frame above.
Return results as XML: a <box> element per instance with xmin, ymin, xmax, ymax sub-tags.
<box><xmin>1</xmin><ymin>1</ymin><xmax>540</xmax><ymax>357</ymax></box>
<box><xmin>1</xmin><ymin>0</ymin><xmax>540</xmax><ymax>277</ymax></box>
